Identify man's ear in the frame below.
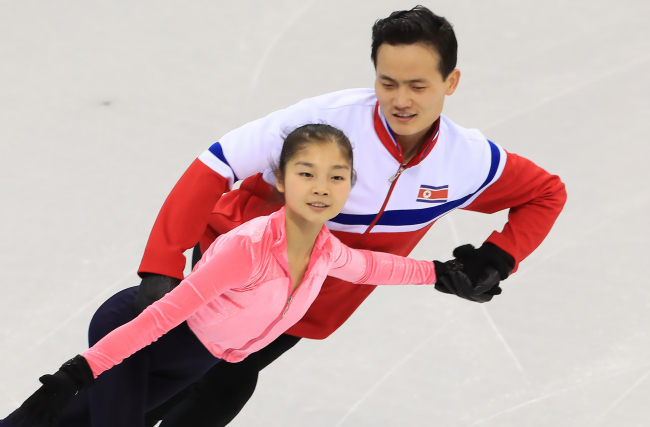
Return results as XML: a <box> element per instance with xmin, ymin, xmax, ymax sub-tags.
<box><xmin>445</xmin><ymin>69</ymin><xmax>461</xmax><ymax>96</ymax></box>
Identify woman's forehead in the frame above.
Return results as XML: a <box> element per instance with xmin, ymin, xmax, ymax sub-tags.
<box><xmin>292</xmin><ymin>141</ymin><xmax>351</xmax><ymax>163</ymax></box>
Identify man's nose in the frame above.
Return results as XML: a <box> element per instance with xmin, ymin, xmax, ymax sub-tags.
<box><xmin>394</xmin><ymin>88</ymin><xmax>412</xmax><ymax>109</ymax></box>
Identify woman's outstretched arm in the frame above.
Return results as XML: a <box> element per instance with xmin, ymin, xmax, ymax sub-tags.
<box><xmin>84</xmin><ymin>235</ymin><xmax>255</xmax><ymax>378</ymax></box>
<box><xmin>327</xmin><ymin>235</ymin><xmax>436</xmax><ymax>286</ymax></box>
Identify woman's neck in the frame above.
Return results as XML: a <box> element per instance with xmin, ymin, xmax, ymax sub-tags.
<box><xmin>283</xmin><ymin>209</ymin><xmax>323</xmax><ymax>259</ymax></box>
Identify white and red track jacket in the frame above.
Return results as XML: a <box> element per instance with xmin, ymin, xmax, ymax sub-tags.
<box><xmin>139</xmin><ymin>88</ymin><xmax>567</xmax><ymax>339</ymax></box>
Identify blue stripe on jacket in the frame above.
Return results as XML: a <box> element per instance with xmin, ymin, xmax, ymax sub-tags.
<box><xmin>208</xmin><ymin>142</ymin><xmax>239</xmax><ymax>182</ymax></box>
<box><xmin>330</xmin><ymin>141</ymin><xmax>501</xmax><ymax>227</ymax></box>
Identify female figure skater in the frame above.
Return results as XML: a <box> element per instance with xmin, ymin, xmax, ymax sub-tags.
<box><xmin>5</xmin><ymin>124</ymin><xmax>466</xmax><ymax>427</ymax></box>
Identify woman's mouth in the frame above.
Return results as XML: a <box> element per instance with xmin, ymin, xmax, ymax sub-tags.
<box><xmin>307</xmin><ymin>202</ymin><xmax>330</xmax><ymax>212</ymax></box>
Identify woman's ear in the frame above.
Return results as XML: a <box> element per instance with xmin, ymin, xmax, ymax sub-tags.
<box><xmin>274</xmin><ymin>170</ymin><xmax>285</xmax><ymax>193</ymax></box>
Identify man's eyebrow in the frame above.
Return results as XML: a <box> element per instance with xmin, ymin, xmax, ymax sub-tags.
<box><xmin>379</xmin><ymin>74</ymin><xmax>429</xmax><ymax>84</ymax></box>
<box><xmin>379</xmin><ymin>74</ymin><xmax>397</xmax><ymax>82</ymax></box>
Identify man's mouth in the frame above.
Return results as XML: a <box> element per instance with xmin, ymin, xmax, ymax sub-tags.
<box><xmin>393</xmin><ymin>112</ymin><xmax>417</xmax><ymax>123</ymax></box>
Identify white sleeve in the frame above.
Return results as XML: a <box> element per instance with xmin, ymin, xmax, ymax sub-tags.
<box><xmin>197</xmin><ymin>98</ymin><xmax>322</xmax><ymax>189</ymax></box>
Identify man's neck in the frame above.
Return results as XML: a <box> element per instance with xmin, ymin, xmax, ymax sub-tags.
<box><xmin>395</xmin><ymin>122</ymin><xmax>436</xmax><ymax>164</ymax></box>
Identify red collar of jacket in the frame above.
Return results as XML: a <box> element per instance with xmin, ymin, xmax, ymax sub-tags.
<box><xmin>373</xmin><ymin>102</ymin><xmax>441</xmax><ymax>167</ymax></box>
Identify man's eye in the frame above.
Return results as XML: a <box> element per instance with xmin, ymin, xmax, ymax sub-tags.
<box><xmin>382</xmin><ymin>83</ymin><xmax>394</xmax><ymax>89</ymax></box>
<box><xmin>413</xmin><ymin>86</ymin><xmax>426</xmax><ymax>91</ymax></box>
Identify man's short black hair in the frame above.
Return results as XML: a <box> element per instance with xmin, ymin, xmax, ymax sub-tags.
<box><xmin>371</xmin><ymin>5</ymin><xmax>458</xmax><ymax>80</ymax></box>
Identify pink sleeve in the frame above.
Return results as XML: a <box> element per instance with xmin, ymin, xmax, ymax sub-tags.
<box><xmin>83</xmin><ymin>235</ymin><xmax>255</xmax><ymax>378</ymax></box>
<box><xmin>327</xmin><ymin>235</ymin><xmax>436</xmax><ymax>285</ymax></box>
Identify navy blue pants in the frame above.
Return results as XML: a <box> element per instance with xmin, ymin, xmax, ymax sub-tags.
<box><xmin>4</xmin><ymin>286</ymin><xmax>220</xmax><ymax>427</ymax></box>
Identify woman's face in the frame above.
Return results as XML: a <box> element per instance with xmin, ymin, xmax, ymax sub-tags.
<box><xmin>276</xmin><ymin>141</ymin><xmax>352</xmax><ymax>226</ymax></box>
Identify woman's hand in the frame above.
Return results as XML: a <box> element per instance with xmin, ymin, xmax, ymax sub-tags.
<box><xmin>11</xmin><ymin>355</ymin><xmax>94</xmax><ymax>427</ymax></box>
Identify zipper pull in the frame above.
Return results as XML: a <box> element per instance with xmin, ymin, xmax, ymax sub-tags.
<box><xmin>282</xmin><ymin>296</ymin><xmax>293</xmax><ymax>317</ymax></box>
<box><xmin>388</xmin><ymin>165</ymin><xmax>405</xmax><ymax>183</ymax></box>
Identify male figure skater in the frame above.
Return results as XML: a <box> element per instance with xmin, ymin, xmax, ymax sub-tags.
<box><xmin>135</xmin><ymin>6</ymin><xmax>567</xmax><ymax>426</ymax></box>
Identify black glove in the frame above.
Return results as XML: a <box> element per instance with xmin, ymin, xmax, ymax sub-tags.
<box><xmin>433</xmin><ymin>260</ymin><xmax>495</xmax><ymax>303</ymax></box>
<box><xmin>134</xmin><ymin>273</ymin><xmax>182</xmax><ymax>314</ymax></box>
<box><xmin>452</xmin><ymin>243</ymin><xmax>515</xmax><ymax>295</ymax></box>
<box><xmin>11</xmin><ymin>355</ymin><xmax>94</xmax><ymax>427</ymax></box>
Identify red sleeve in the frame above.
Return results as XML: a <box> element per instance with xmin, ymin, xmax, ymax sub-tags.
<box><xmin>138</xmin><ymin>159</ymin><xmax>230</xmax><ymax>279</ymax></box>
<box><xmin>463</xmin><ymin>151</ymin><xmax>567</xmax><ymax>272</ymax></box>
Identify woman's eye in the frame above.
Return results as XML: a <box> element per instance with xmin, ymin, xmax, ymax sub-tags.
<box><xmin>299</xmin><ymin>172</ymin><xmax>313</xmax><ymax>177</ymax></box>
<box><xmin>332</xmin><ymin>176</ymin><xmax>345</xmax><ymax>181</ymax></box>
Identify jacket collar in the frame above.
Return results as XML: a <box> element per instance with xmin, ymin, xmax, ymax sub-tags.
<box><xmin>268</xmin><ymin>207</ymin><xmax>332</xmax><ymax>262</ymax></box>
<box><xmin>373</xmin><ymin>102</ymin><xmax>441</xmax><ymax>167</ymax></box>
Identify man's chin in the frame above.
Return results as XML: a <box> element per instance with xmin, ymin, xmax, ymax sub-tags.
<box><xmin>389</xmin><ymin>121</ymin><xmax>425</xmax><ymax>137</ymax></box>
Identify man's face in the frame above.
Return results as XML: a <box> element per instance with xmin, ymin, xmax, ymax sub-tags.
<box><xmin>375</xmin><ymin>43</ymin><xmax>460</xmax><ymax>141</ymax></box>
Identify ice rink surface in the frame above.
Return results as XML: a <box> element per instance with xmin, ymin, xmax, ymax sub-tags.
<box><xmin>1</xmin><ymin>0</ymin><xmax>649</xmax><ymax>425</ymax></box>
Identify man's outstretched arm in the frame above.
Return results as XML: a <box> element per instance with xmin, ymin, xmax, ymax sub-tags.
<box><xmin>462</xmin><ymin>150</ymin><xmax>567</xmax><ymax>274</ymax></box>
<box><xmin>133</xmin><ymin>158</ymin><xmax>230</xmax><ymax>312</ymax></box>
<box><xmin>138</xmin><ymin>158</ymin><xmax>229</xmax><ymax>280</ymax></box>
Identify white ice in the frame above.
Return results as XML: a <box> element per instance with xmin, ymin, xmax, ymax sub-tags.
<box><xmin>1</xmin><ymin>1</ymin><xmax>649</xmax><ymax>426</ymax></box>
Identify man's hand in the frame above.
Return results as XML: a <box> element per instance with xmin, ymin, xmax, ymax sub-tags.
<box><xmin>433</xmin><ymin>260</ymin><xmax>497</xmax><ymax>303</ymax></box>
<box><xmin>452</xmin><ymin>243</ymin><xmax>515</xmax><ymax>294</ymax></box>
<box><xmin>133</xmin><ymin>274</ymin><xmax>182</xmax><ymax>314</ymax></box>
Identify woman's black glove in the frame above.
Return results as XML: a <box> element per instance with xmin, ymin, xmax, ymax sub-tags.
<box><xmin>134</xmin><ymin>273</ymin><xmax>182</xmax><ymax>314</ymax></box>
<box><xmin>11</xmin><ymin>355</ymin><xmax>94</xmax><ymax>427</ymax></box>
<box><xmin>451</xmin><ymin>243</ymin><xmax>515</xmax><ymax>295</ymax></box>
<box><xmin>433</xmin><ymin>259</ymin><xmax>495</xmax><ymax>303</ymax></box>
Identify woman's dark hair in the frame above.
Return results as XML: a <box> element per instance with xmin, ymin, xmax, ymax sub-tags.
<box><xmin>276</xmin><ymin>123</ymin><xmax>356</xmax><ymax>186</ymax></box>
<box><xmin>371</xmin><ymin>5</ymin><xmax>458</xmax><ymax>80</ymax></box>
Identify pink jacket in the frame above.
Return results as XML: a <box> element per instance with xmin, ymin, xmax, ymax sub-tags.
<box><xmin>83</xmin><ymin>208</ymin><xmax>437</xmax><ymax>377</ymax></box>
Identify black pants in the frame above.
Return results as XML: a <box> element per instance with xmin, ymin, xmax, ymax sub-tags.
<box><xmin>144</xmin><ymin>333</ymin><xmax>301</xmax><ymax>427</ymax></box>
<box><xmin>61</xmin><ymin>287</ymin><xmax>220</xmax><ymax>427</ymax></box>
<box><xmin>144</xmin><ymin>243</ymin><xmax>302</xmax><ymax>427</ymax></box>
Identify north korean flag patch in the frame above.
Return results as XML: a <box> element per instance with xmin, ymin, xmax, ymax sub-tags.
<box><xmin>416</xmin><ymin>185</ymin><xmax>448</xmax><ymax>203</ymax></box>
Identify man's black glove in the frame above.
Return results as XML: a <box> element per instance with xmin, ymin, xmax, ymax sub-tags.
<box><xmin>134</xmin><ymin>273</ymin><xmax>182</xmax><ymax>314</ymax></box>
<box><xmin>452</xmin><ymin>243</ymin><xmax>515</xmax><ymax>295</ymax></box>
<box><xmin>433</xmin><ymin>260</ymin><xmax>496</xmax><ymax>303</ymax></box>
<box><xmin>11</xmin><ymin>355</ymin><xmax>94</xmax><ymax>427</ymax></box>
